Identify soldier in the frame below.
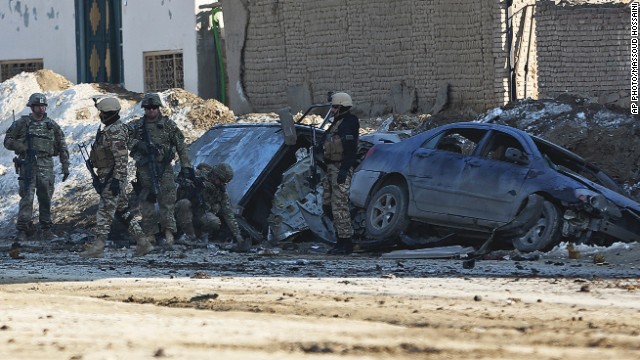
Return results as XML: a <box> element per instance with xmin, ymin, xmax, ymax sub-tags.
<box><xmin>320</xmin><ymin>92</ymin><xmax>360</xmax><ymax>255</ymax></box>
<box><xmin>128</xmin><ymin>93</ymin><xmax>194</xmax><ymax>247</ymax></box>
<box><xmin>80</xmin><ymin>96</ymin><xmax>155</xmax><ymax>258</ymax></box>
<box><xmin>175</xmin><ymin>163</ymin><xmax>251</xmax><ymax>252</ymax></box>
<box><xmin>4</xmin><ymin>93</ymin><xmax>70</xmax><ymax>241</ymax></box>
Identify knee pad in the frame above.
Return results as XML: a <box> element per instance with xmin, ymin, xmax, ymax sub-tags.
<box><xmin>200</xmin><ymin>212</ymin><xmax>221</xmax><ymax>233</ymax></box>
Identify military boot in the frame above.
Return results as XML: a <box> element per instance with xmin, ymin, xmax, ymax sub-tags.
<box><xmin>16</xmin><ymin>231</ymin><xmax>27</xmax><ymax>242</ymax></box>
<box><xmin>164</xmin><ymin>229</ymin><xmax>173</xmax><ymax>246</ymax></box>
<box><xmin>232</xmin><ymin>237</ymin><xmax>252</xmax><ymax>253</ymax></box>
<box><xmin>327</xmin><ymin>237</ymin><xmax>353</xmax><ymax>255</ymax></box>
<box><xmin>80</xmin><ymin>236</ymin><xmax>106</xmax><ymax>258</ymax></box>
<box><xmin>40</xmin><ymin>228</ymin><xmax>55</xmax><ymax>241</ymax></box>
<box><xmin>134</xmin><ymin>235</ymin><xmax>155</xmax><ymax>257</ymax></box>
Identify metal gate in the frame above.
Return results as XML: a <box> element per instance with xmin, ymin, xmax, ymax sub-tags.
<box><xmin>75</xmin><ymin>0</ymin><xmax>122</xmax><ymax>84</ymax></box>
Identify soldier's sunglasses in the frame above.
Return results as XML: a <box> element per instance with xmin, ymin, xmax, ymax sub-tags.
<box><xmin>144</xmin><ymin>106</ymin><xmax>159</xmax><ymax>110</ymax></box>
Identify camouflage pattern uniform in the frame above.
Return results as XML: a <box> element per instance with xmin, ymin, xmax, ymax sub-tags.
<box><xmin>322</xmin><ymin>112</ymin><xmax>359</xmax><ymax>239</ymax></box>
<box><xmin>4</xmin><ymin>112</ymin><xmax>69</xmax><ymax>236</ymax></box>
<box><xmin>128</xmin><ymin>108</ymin><xmax>192</xmax><ymax>239</ymax></box>
<box><xmin>89</xmin><ymin>120</ymin><xmax>144</xmax><ymax>241</ymax></box>
<box><xmin>175</xmin><ymin>163</ymin><xmax>245</xmax><ymax>247</ymax></box>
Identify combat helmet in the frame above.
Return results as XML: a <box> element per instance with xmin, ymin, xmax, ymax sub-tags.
<box><xmin>330</xmin><ymin>92</ymin><xmax>352</xmax><ymax>107</ymax></box>
<box><xmin>210</xmin><ymin>163</ymin><xmax>234</xmax><ymax>184</ymax></box>
<box><xmin>195</xmin><ymin>163</ymin><xmax>213</xmax><ymax>177</ymax></box>
<box><xmin>94</xmin><ymin>97</ymin><xmax>121</xmax><ymax>113</ymax></box>
<box><xmin>141</xmin><ymin>93</ymin><xmax>163</xmax><ymax>108</ymax></box>
<box><xmin>27</xmin><ymin>93</ymin><xmax>48</xmax><ymax>107</ymax></box>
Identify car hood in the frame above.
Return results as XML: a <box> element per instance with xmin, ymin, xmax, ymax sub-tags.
<box><xmin>557</xmin><ymin>168</ymin><xmax>640</xmax><ymax>211</ymax></box>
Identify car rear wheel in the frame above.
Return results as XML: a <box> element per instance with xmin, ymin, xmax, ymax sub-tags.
<box><xmin>511</xmin><ymin>200</ymin><xmax>562</xmax><ymax>252</ymax></box>
<box><xmin>365</xmin><ymin>184</ymin><xmax>410</xmax><ymax>241</ymax></box>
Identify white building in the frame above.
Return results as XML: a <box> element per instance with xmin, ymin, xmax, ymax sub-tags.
<box><xmin>0</xmin><ymin>0</ymin><xmax>224</xmax><ymax>100</ymax></box>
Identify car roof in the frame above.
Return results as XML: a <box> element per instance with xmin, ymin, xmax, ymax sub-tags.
<box><xmin>438</xmin><ymin>121</ymin><xmax>587</xmax><ymax>162</ymax></box>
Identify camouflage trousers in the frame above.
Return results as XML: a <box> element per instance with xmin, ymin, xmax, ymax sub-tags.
<box><xmin>175</xmin><ymin>199</ymin><xmax>221</xmax><ymax>238</ymax></box>
<box><xmin>322</xmin><ymin>163</ymin><xmax>354</xmax><ymax>238</ymax></box>
<box><xmin>136</xmin><ymin>165</ymin><xmax>178</xmax><ymax>235</ymax></box>
<box><xmin>17</xmin><ymin>159</ymin><xmax>55</xmax><ymax>231</ymax></box>
<box><xmin>95</xmin><ymin>177</ymin><xmax>143</xmax><ymax>239</ymax></box>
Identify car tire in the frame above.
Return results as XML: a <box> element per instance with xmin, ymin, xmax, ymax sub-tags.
<box><xmin>511</xmin><ymin>200</ymin><xmax>562</xmax><ymax>252</ymax></box>
<box><xmin>365</xmin><ymin>184</ymin><xmax>410</xmax><ymax>241</ymax></box>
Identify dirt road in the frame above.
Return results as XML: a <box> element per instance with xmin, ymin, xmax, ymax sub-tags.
<box><xmin>1</xmin><ymin>244</ymin><xmax>640</xmax><ymax>359</ymax></box>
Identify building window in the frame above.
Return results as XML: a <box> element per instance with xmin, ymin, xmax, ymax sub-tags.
<box><xmin>0</xmin><ymin>59</ymin><xmax>44</xmax><ymax>82</ymax></box>
<box><xmin>144</xmin><ymin>51</ymin><xmax>184</xmax><ymax>92</ymax></box>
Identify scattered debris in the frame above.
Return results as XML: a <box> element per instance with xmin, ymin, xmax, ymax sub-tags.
<box><xmin>380</xmin><ymin>246</ymin><xmax>474</xmax><ymax>259</ymax></box>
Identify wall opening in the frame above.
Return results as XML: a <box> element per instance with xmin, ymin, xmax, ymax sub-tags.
<box><xmin>143</xmin><ymin>51</ymin><xmax>184</xmax><ymax>92</ymax></box>
<box><xmin>0</xmin><ymin>59</ymin><xmax>44</xmax><ymax>82</ymax></box>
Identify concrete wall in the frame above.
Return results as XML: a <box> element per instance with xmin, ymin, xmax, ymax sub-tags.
<box><xmin>512</xmin><ymin>0</ymin><xmax>538</xmax><ymax>100</ymax></box>
<box><xmin>0</xmin><ymin>0</ymin><xmax>212</xmax><ymax>95</ymax></box>
<box><xmin>0</xmin><ymin>1</ymin><xmax>78</xmax><ymax>82</ymax></box>
<box><xmin>121</xmin><ymin>0</ymin><xmax>203</xmax><ymax>94</ymax></box>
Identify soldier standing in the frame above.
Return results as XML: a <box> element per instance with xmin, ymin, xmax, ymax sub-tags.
<box><xmin>321</xmin><ymin>92</ymin><xmax>360</xmax><ymax>255</ymax></box>
<box><xmin>175</xmin><ymin>163</ymin><xmax>250</xmax><ymax>252</ymax></box>
<box><xmin>80</xmin><ymin>97</ymin><xmax>155</xmax><ymax>258</ymax></box>
<box><xmin>3</xmin><ymin>93</ymin><xmax>70</xmax><ymax>241</ymax></box>
<box><xmin>128</xmin><ymin>93</ymin><xmax>193</xmax><ymax>247</ymax></box>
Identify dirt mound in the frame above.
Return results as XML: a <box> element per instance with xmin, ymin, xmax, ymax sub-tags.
<box><xmin>34</xmin><ymin>69</ymin><xmax>73</xmax><ymax>92</ymax></box>
<box><xmin>164</xmin><ymin>88</ymin><xmax>235</xmax><ymax>130</ymax></box>
<box><xmin>483</xmin><ymin>95</ymin><xmax>640</xmax><ymax>196</ymax></box>
<box><xmin>92</xmin><ymin>82</ymin><xmax>143</xmax><ymax>103</ymax></box>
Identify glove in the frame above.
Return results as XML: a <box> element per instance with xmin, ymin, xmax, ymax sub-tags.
<box><xmin>13</xmin><ymin>141</ymin><xmax>28</xmax><ymax>154</ymax></box>
<box><xmin>92</xmin><ymin>178</ymin><xmax>104</xmax><ymax>194</ymax></box>
<box><xmin>336</xmin><ymin>169</ymin><xmax>348</xmax><ymax>184</ymax></box>
<box><xmin>62</xmin><ymin>170</ymin><xmax>69</xmax><ymax>182</ymax></box>
<box><xmin>181</xmin><ymin>167</ymin><xmax>195</xmax><ymax>180</ymax></box>
<box><xmin>109</xmin><ymin>179</ymin><xmax>121</xmax><ymax>196</ymax></box>
<box><xmin>322</xmin><ymin>204</ymin><xmax>333</xmax><ymax>220</ymax></box>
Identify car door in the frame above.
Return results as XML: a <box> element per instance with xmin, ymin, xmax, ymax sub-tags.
<box><xmin>407</xmin><ymin>128</ymin><xmax>486</xmax><ymax>215</ymax></box>
<box><xmin>452</xmin><ymin>131</ymin><xmax>531</xmax><ymax>222</ymax></box>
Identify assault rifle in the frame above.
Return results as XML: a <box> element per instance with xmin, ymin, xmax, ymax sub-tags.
<box><xmin>141</xmin><ymin>120</ymin><xmax>162</xmax><ymax>201</ymax></box>
<box><xmin>78</xmin><ymin>141</ymin><xmax>109</xmax><ymax>194</ymax></box>
<box><xmin>15</xmin><ymin>112</ymin><xmax>37</xmax><ymax>190</ymax></box>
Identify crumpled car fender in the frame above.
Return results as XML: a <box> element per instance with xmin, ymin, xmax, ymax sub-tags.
<box><xmin>498</xmin><ymin>194</ymin><xmax>545</xmax><ymax>236</ymax></box>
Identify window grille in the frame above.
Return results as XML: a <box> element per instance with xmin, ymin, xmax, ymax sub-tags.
<box><xmin>143</xmin><ymin>51</ymin><xmax>184</xmax><ymax>92</ymax></box>
<box><xmin>0</xmin><ymin>59</ymin><xmax>44</xmax><ymax>82</ymax></box>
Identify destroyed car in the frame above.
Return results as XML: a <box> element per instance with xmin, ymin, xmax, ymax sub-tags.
<box><xmin>187</xmin><ymin>110</ymin><xmax>406</xmax><ymax>244</ymax></box>
<box><xmin>350</xmin><ymin>122</ymin><xmax>640</xmax><ymax>252</ymax></box>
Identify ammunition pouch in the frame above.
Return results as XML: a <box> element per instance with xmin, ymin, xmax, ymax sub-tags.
<box><xmin>323</xmin><ymin>135</ymin><xmax>344</xmax><ymax>162</ymax></box>
<box><xmin>90</xmin><ymin>146</ymin><xmax>114</xmax><ymax>169</ymax></box>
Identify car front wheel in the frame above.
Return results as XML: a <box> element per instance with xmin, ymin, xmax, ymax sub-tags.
<box><xmin>511</xmin><ymin>200</ymin><xmax>562</xmax><ymax>252</ymax></box>
<box><xmin>365</xmin><ymin>184</ymin><xmax>410</xmax><ymax>241</ymax></box>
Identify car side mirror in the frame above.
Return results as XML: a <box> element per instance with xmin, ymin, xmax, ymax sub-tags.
<box><xmin>277</xmin><ymin>107</ymin><xmax>297</xmax><ymax>145</ymax></box>
<box><xmin>504</xmin><ymin>147</ymin><xmax>529</xmax><ymax>165</ymax></box>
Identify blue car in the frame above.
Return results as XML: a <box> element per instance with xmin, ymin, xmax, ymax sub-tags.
<box><xmin>350</xmin><ymin>122</ymin><xmax>640</xmax><ymax>252</ymax></box>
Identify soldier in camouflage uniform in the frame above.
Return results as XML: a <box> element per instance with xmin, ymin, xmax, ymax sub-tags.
<box><xmin>128</xmin><ymin>93</ymin><xmax>194</xmax><ymax>247</ymax></box>
<box><xmin>80</xmin><ymin>97</ymin><xmax>155</xmax><ymax>258</ymax></box>
<box><xmin>3</xmin><ymin>93</ymin><xmax>70</xmax><ymax>241</ymax></box>
<box><xmin>320</xmin><ymin>92</ymin><xmax>359</xmax><ymax>255</ymax></box>
<box><xmin>175</xmin><ymin>163</ymin><xmax>250</xmax><ymax>252</ymax></box>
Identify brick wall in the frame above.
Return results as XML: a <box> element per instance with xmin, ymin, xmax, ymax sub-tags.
<box><xmin>535</xmin><ymin>0</ymin><xmax>629</xmax><ymax>99</ymax></box>
<box><xmin>236</xmin><ymin>0</ymin><xmax>509</xmax><ymax>116</ymax></box>
<box><xmin>225</xmin><ymin>0</ymin><xmax>630</xmax><ymax>116</ymax></box>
